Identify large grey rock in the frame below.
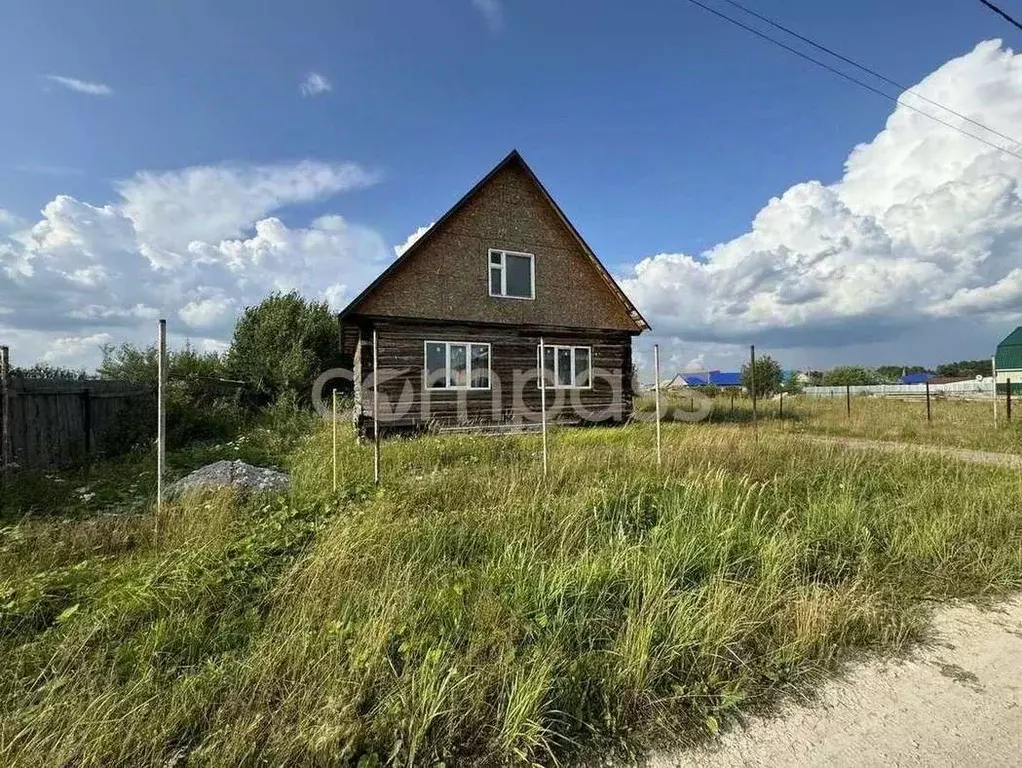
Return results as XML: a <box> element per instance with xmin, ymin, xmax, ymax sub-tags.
<box><xmin>165</xmin><ymin>460</ymin><xmax>290</xmax><ymax>498</ymax></box>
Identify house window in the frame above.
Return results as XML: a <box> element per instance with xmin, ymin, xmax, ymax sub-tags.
<box><xmin>424</xmin><ymin>341</ymin><xmax>491</xmax><ymax>390</ymax></box>
<box><xmin>489</xmin><ymin>249</ymin><xmax>535</xmax><ymax>300</ymax></box>
<box><xmin>538</xmin><ymin>345</ymin><xmax>592</xmax><ymax>389</ymax></box>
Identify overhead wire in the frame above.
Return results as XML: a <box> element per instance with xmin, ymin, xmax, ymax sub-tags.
<box><xmin>719</xmin><ymin>0</ymin><xmax>1022</xmax><ymax>150</ymax></box>
<box><xmin>977</xmin><ymin>0</ymin><xmax>1022</xmax><ymax>33</ymax></box>
<box><xmin>680</xmin><ymin>0</ymin><xmax>1022</xmax><ymax>163</ymax></box>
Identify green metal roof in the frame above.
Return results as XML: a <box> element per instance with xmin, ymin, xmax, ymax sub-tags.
<box><xmin>996</xmin><ymin>326</ymin><xmax>1022</xmax><ymax>370</ymax></box>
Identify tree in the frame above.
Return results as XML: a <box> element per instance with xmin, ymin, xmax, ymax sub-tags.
<box><xmin>875</xmin><ymin>365</ymin><xmax>926</xmax><ymax>383</ymax></box>
<box><xmin>741</xmin><ymin>354</ymin><xmax>783</xmax><ymax>398</ymax></box>
<box><xmin>227</xmin><ymin>291</ymin><xmax>339</xmax><ymax>403</ymax></box>
<box><xmin>936</xmin><ymin>359</ymin><xmax>992</xmax><ymax>378</ymax></box>
<box><xmin>11</xmin><ymin>363</ymin><xmax>91</xmax><ymax>380</ymax></box>
<box><xmin>821</xmin><ymin>366</ymin><xmax>879</xmax><ymax>386</ymax></box>
<box><xmin>99</xmin><ymin>341</ymin><xmax>225</xmax><ymax>384</ymax></box>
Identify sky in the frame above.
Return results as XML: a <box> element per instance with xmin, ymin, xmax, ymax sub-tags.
<box><xmin>2</xmin><ymin>0</ymin><xmax>1022</xmax><ymax>376</ymax></box>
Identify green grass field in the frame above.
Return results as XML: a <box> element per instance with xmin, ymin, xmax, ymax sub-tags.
<box><xmin>637</xmin><ymin>390</ymin><xmax>1022</xmax><ymax>454</ymax></box>
<box><xmin>3</xmin><ymin>414</ymin><xmax>1022</xmax><ymax>765</ymax></box>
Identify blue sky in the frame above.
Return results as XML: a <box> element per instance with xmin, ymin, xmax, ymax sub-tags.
<box><xmin>3</xmin><ymin>1</ymin><xmax>1022</xmax><ymax>373</ymax></box>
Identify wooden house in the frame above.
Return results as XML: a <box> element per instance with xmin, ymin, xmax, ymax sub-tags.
<box><xmin>338</xmin><ymin>150</ymin><xmax>649</xmax><ymax>433</ymax></box>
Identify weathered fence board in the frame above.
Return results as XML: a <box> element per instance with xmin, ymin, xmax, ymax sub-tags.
<box><xmin>0</xmin><ymin>374</ymin><xmax>153</xmax><ymax>470</ymax></box>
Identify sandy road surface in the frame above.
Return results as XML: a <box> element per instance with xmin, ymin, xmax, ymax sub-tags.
<box><xmin>804</xmin><ymin>435</ymin><xmax>1022</xmax><ymax>469</ymax></box>
<box><xmin>651</xmin><ymin>598</ymin><xmax>1022</xmax><ymax>767</ymax></box>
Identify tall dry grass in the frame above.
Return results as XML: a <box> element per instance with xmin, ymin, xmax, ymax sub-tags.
<box><xmin>2</xmin><ymin>421</ymin><xmax>1022</xmax><ymax>765</ymax></box>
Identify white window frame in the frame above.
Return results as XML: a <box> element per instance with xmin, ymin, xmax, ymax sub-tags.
<box><xmin>423</xmin><ymin>340</ymin><xmax>492</xmax><ymax>391</ymax></box>
<box><xmin>537</xmin><ymin>344</ymin><xmax>593</xmax><ymax>390</ymax></box>
<box><xmin>488</xmin><ymin>248</ymin><xmax>536</xmax><ymax>300</ymax></box>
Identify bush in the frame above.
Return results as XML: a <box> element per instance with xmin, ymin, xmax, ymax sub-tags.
<box><xmin>741</xmin><ymin>355</ymin><xmax>783</xmax><ymax>397</ymax></box>
<box><xmin>227</xmin><ymin>291</ymin><xmax>341</xmax><ymax>404</ymax></box>
<box><xmin>821</xmin><ymin>366</ymin><xmax>880</xmax><ymax>386</ymax></box>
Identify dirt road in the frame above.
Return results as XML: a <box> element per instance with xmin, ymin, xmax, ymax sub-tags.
<box><xmin>653</xmin><ymin>598</ymin><xmax>1022</xmax><ymax>767</ymax></box>
<box><xmin>806</xmin><ymin>435</ymin><xmax>1022</xmax><ymax>469</ymax></box>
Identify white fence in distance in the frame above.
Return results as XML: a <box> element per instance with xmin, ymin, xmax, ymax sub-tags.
<box><xmin>803</xmin><ymin>380</ymin><xmax>994</xmax><ymax>397</ymax></box>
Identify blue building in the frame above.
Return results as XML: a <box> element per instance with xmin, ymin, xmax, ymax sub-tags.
<box><xmin>900</xmin><ymin>372</ymin><xmax>934</xmax><ymax>385</ymax></box>
<box><xmin>682</xmin><ymin>371</ymin><xmax>743</xmax><ymax>388</ymax></box>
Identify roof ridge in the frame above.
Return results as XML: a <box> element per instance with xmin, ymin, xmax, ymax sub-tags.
<box><xmin>338</xmin><ymin>150</ymin><xmax>649</xmax><ymax>332</ymax></box>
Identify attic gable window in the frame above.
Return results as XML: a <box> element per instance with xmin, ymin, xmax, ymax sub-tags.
<box><xmin>489</xmin><ymin>249</ymin><xmax>535</xmax><ymax>300</ymax></box>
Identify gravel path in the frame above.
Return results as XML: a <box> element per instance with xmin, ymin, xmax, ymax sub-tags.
<box><xmin>651</xmin><ymin>598</ymin><xmax>1022</xmax><ymax>767</ymax></box>
<box><xmin>804</xmin><ymin>435</ymin><xmax>1022</xmax><ymax>469</ymax></box>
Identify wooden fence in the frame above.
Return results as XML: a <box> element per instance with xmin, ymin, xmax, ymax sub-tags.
<box><xmin>0</xmin><ymin>370</ymin><xmax>154</xmax><ymax>470</ymax></box>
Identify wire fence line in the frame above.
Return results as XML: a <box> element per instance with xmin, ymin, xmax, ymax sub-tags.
<box><xmin>803</xmin><ymin>381</ymin><xmax>994</xmax><ymax>397</ymax></box>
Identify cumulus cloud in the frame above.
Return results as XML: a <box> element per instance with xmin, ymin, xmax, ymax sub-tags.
<box><xmin>0</xmin><ymin>209</ymin><xmax>24</xmax><ymax>232</ymax></box>
<box><xmin>621</xmin><ymin>39</ymin><xmax>1022</xmax><ymax>366</ymax></box>
<box><xmin>394</xmin><ymin>222</ymin><xmax>435</xmax><ymax>256</ymax></box>
<box><xmin>0</xmin><ymin>159</ymin><xmax>391</xmax><ymax>368</ymax></box>
<box><xmin>42</xmin><ymin>333</ymin><xmax>114</xmax><ymax>364</ymax></box>
<box><xmin>471</xmin><ymin>0</ymin><xmax>503</xmax><ymax>31</ymax></box>
<box><xmin>300</xmin><ymin>72</ymin><xmax>332</xmax><ymax>97</ymax></box>
<box><xmin>44</xmin><ymin>75</ymin><xmax>113</xmax><ymax>96</ymax></box>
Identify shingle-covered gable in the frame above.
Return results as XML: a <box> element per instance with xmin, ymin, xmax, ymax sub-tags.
<box><xmin>996</xmin><ymin>326</ymin><xmax>1022</xmax><ymax>370</ymax></box>
<box><xmin>341</xmin><ymin>152</ymin><xmax>646</xmax><ymax>333</ymax></box>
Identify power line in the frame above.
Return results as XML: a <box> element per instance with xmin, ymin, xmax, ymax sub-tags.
<box><xmin>978</xmin><ymin>0</ymin><xmax>1022</xmax><ymax>32</ymax></box>
<box><xmin>720</xmin><ymin>0</ymin><xmax>1022</xmax><ymax>149</ymax></box>
<box><xmin>680</xmin><ymin>0</ymin><xmax>1022</xmax><ymax>163</ymax></box>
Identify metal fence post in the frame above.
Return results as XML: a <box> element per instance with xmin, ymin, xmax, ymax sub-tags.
<box><xmin>750</xmin><ymin>345</ymin><xmax>758</xmax><ymax>429</ymax></box>
<box><xmin>993</xmin><ymin>355</ymin><xmax>998</xmax><ymax>429</ymax></box>
<box><xmin>539</xmin><ymin>336</ymin><xmax>548</xmax><ymax>477</ymax></box>
<box><xmin>332</xmin><ymin>389</ymin><xmax>338</xmax><ymax>492</ymax></box>
<box><xmin>156</xmin><ymin>319</ymin><xmax>167</xmax><ymax>543</ymax></box>
<box><xmin>0</xmin><ymin>345</ymin><xmax>9</xmax><ymax>474</ymax></box>
<box><xmin>653</xmin><ymin>344</ymin><xmax>662</xmax><ymax>468</ymax></box>
<box><xmin>372</xmin><ymin>328</ymin><xmax>380</xmax><ymax>486</ymax></box>
<box><xmin>925</xmin><ymin>380</ymin><xmax>931</xmax><ymax>424</ymax></box>
<box><xmin>1008</xmin><ymin>378</ymin><xmax>1013</xmax><ymax>423</ymax></box>
<box><xmin>846</xmin><ymin>384</ymin><xmax>851</xmax><ymax>418</ymax></box>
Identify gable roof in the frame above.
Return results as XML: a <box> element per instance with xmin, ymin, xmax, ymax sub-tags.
<box><xmin>996</xmin><ymin>326</ymin><xmax>1022</xmax><ymax>370</ymax></box>
<box><xmin>338</xmin><ymin>149</ymin><xmax>650</xmax><ymax>331</ymax></box>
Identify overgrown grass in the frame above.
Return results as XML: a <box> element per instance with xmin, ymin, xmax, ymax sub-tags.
<box><xmin>1</xmin><ymin>407</ymin><xmax>316</xmax><ymax>523</ymax></box>
<box><xmin>635</xmin><ymin>391</ymin><xmax>1022</xmax><ymax>453</ymax></box>
<box><xmin>2</xmin><ymin>421</ymin><xmax>1022</xmax><ymax>765</ymax></box>
<box><xmin>767</xmin><ymin>395</ymin><xmax>1022</xmax><ymax>453</ymax></box>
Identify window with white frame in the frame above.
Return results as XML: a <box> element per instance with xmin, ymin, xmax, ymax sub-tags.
<box><xmin>538</xmin><ymin>345</ymin><xmax>591</xmax><ymax>389</ymax></box>
<box><xmin>424</xmin><ymin>341</ymin><xmax>491</xmax><ymax>389</ymax></box>
<box><xmin>489</xmin><ymin>249</ymin><xmax>535</xmax><ymax>299</ymax></box>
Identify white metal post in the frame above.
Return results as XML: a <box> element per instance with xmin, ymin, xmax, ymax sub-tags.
<box><xmin>653</xmin><ymin>343</ymin><xmax>662</xmax><ymax>468</ymax></box>
<box><xmin>332</xmin><ymin>389</ymin><xmax>338</xmax><ymax>492</ymax></box>
<box><xmin>372</xmin><ymin>328</ymin><xmax>380</xmax><ymax>486</ymax></box>
<box><xmin>156</xmin><ymin>319</ymin><xmax>167</xmax><ymax>539</ymax></box>
<box><xmin>539</xmin><ymin>336</ymin><xmax>548</xmax><ymax>477</ymax></box>
<box><xmin>993</xmin><ymin>355</ymin><xmax>998</xmax><ymax>429</ymax></box>
<box><xmin>0</xmin><ymin>345</ymin><xmax>9</xmax><ymax>475</ymax></box>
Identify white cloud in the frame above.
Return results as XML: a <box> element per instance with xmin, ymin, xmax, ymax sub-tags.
<box><xmin>44</xmin><ymin>75</ymin><xmax>113</xmax><ymax>96</ymax></box>
<box><xmin>0</xmin><ymin>159</ymin><xmax>391</xmax><ymax>369</ymax></box>
<box><xmin>42</xmin><ymin>333</ymin><xmax>114</xmax><ymax>365</ymax></box>
<box><xmin>471</xmin><ymin>0</ymin><xmax>503</xmax><ymax>31</ymax></box>
<box><xmin>179</xmin><ymin>295</ymin><xmax>235</xmax><ymax>328</ymax></box>
<box><xmin>0</xmin><ymin>209</ymin><xmax>24</xmax><ymax>232</ymax></box>
<box><xmin>394</xmin><ymin>222</ymin><xmax>434</xmax><ymax>256</ymax></box>
<box><xmin>622</xmin><ymin>39</ymin><xmax>1022</xmax><ymax>368</ymax></box>
<box><xmin>300</xmin><ymin>72</ymin><xmax>332</xmax><ymax>97</ymax></box>
<box><xmin>116</xmin><ymin>161</ymin><xmax>377</xmax><ymax>263</ymax></box>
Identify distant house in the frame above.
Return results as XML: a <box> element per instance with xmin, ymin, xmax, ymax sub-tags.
<box><xmin>900</xmin><ymin>372</ymin><xmax>934</xmax><ymax>385</ymax></box>
<box><xmin>337</xmin><ymin>150</ymin><xmax>649</xmax><ymax>433</ymax></box>
<box><xmin>995</xmin><ymin>327</ymin><xmax>1022</xmax><ymax>394</ymax></box>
